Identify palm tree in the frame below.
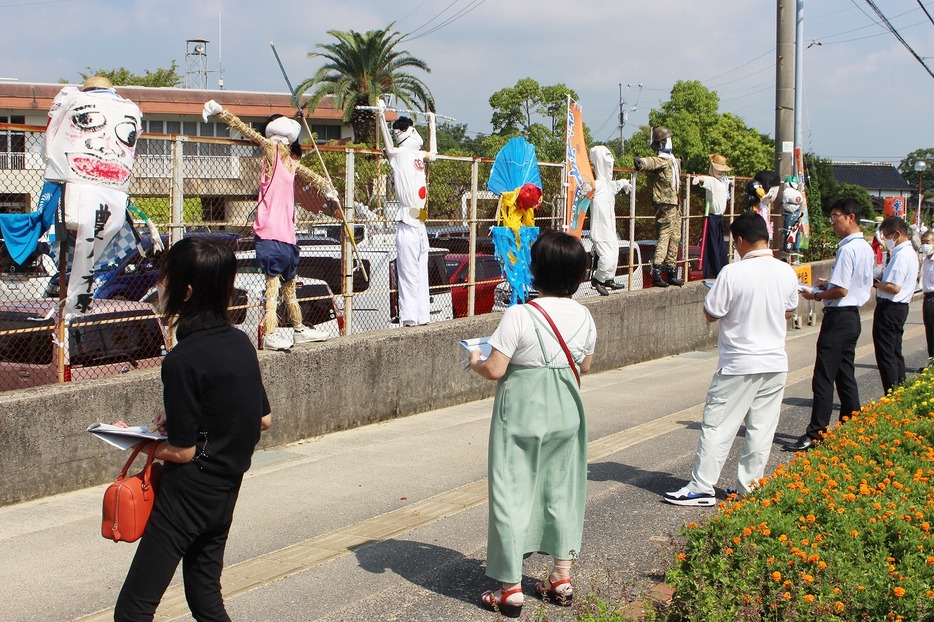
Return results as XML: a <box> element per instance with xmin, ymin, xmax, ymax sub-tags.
<box><xmin>297</xmin><ymin>24</ymin><xmax>435</xmax><ymax>145</ymax></box>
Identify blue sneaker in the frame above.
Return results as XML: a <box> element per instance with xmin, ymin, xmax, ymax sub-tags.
<box><xmin>663</xmin><ymin>485</ymin><xmax>716</xmax><ymax>507</ymax></box>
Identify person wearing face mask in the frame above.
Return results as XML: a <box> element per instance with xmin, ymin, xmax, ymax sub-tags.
<box><xmin>871</xmin><ymin>216</ymin><xmax>920</xmax><ymax>394</ymax></box>
<box><xmin>376</xmin><ymin>101</ymin><xmax>437</xmax><ymax>326</ymax></box>
<box><xmin>634</xmin><ymin>126</ymin><xmax>682</xmax><ymax>288</ymax></box>
<box><xmin>588</xmin><ymin>145</ymin><xmax>631</xmax><ymax>295</ymax></box>
<box><xmin>784</xmin><ymin>198</ymin><xmax>874</xmax><ymax>452</ymax></box>
<box><xmin>920</xmin><ymin>231</ymin><xmax>934</xmax><ymax>369</ymax></box>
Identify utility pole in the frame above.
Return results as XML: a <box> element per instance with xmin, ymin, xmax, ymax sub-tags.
<box><xmin>793</xmin><ymin>0</ymin><xmax>804</xmax><ymax>174</ymax></box>
<box><xmin>775</xmin><ymin>0</ymin><xmax>795</xmax><ymax>179</ymax></box>
<box><xmin>617</xmin><ymin>83</ymin><xmax>642</xmax><ymax>153</ymax></box>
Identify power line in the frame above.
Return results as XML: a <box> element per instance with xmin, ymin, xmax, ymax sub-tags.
<box><xmin>917</xmin><ymin>0</ymin><xmax>934</xmax><ymax>26</ymax></box>
<box><xmin>403</xmin><ymin>0</ymin><xmax>461</xmax><ymax>39</ymax></box>
<box><xmin>700</xmin><ymin>48</ymin><xmax>774</xmax><ymax>83</ymax></box>
<box><xmin>396</xmin><ymin>0</ymin><xmax>432</xmax><ymax>26</ymax></box>
<box><xmin>404</xmin><ymin>0</ymin><xmax>489</xmax><ymax>42</ymax></box>
<box><xmin>863</xmin><ymin>0</ymin><xmax>934</xmax><ymax>79</ymax></box>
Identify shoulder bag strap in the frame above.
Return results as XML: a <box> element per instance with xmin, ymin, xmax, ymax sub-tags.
<box><xmin>527</xmin><ymin>301</ymin><xmax>580</xmax><ymax>388</ymax></box>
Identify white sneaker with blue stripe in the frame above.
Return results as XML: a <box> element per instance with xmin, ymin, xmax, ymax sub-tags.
<box><xmin>663</xmin><ymin>485</ymin><xmax>716</xmax><ymax>507</ymax></box>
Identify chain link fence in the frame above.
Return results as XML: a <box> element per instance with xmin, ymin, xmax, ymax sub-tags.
<box><xmin>0</xmin><ymin>124</ymin><xmax>755</xmax><ymax>391</ymax></box>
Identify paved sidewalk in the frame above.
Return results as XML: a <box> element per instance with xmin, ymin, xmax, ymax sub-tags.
<box><xmin>1</xmin><ymin>306</ymin><xmax>927</xmax><ymax>621</ymax></box>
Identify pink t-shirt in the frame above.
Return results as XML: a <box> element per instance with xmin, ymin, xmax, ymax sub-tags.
<box><xmin>252</xmin><ymin>157</ymin><xmax>297</xmax><ymax>245</ymax></box>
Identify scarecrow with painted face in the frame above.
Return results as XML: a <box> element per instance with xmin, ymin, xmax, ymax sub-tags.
<box><xmin>376</xmin><ymin>100</ymin><xmax>437</xmax><ymax>327</ymax></box>
<box><xmin>36</xmin><ymin>77</ymin><xmax>142</xmax><ymax>315</ymax></box>
<box><xmin>203</xmin><ymin>100</ymin><xmax>339</xmax><ymax>350</ymax></box>
<box><xmin>692</xmin><ymin>154</ymin><xmax>734</xmax><ymax>278</ymax></box>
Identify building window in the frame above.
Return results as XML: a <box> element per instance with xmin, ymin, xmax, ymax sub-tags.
<box><xmin>310</xmin><ymin>124</ymin><xmax>342</xmax><ymax>142</ymax></box>
<box><xmin>0</xmin><ymin>116</ymin><xmax>26</xmax><ymax>170</ymax></box>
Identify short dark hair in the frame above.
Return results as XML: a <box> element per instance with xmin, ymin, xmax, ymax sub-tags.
<box><xmin>880</xmin><ymin>215</ymin><xmax>908</xmax><ymax>237</ymax></box>
<box><xmin>530</xmin><ymin>229</ymin><xmax>587</xmax><ymax>297</ymax></box>
<box><xmin>729</xmin><ymin>211</ymin><xmax>769</xmax><ymax>244</ymax></box>
<box><xmin>392</xmin><ymin>116</ymin><xmax>414</xmax><ymax>131</ymax></box>
<box><xmin>159</xmin><ymin>237</ymin><xmax>236</xmax><ymax>332</ymax></box>
<box><xmin>829</xmin><ymin>197</ymin><xmax>862</xmax><ymax>220</ymax></box>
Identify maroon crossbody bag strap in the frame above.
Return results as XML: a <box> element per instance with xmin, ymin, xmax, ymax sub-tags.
<box><xmin>527</xmin><ymin>301</ymin><xmax>580</xmax><ymax>387</ymax></box>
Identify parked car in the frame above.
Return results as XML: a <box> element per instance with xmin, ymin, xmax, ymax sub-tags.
<box><xmin>445</xmin><ymin>253</ymin><xmax>505</xmax><ymax>317</ymax></box>
<box><xmin>0</xmin><ymin>243</ymin><xmax>56</xmax><ymax>304</ymax></box>
<box><xmin>0</xmin><ymin>299</ymin><xmax>168</xmax><ymax>391</ymax></box>
<box><xmin>142</xmin><ymin>261</ymin><xmax>342</xmax><ymax>349</ymax></box>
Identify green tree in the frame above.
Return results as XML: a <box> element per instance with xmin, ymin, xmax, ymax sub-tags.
<box><xmin>626</xmin><ymin>80</ymin><xmax>773</xmax><ymax>177</ymax></box>
<box><xmin>435</xmin><ymin>122</ymin><xmax>484</xmax><ymax>156</ymax></box>
<box><xmin>75</xmin><ymin>63</ymin><xmax>181</xmax><ymax>87</ymax></box>
<box><xmin>487</xmin><ymin>78</ymin><xmax>585</xmax><ymax>162</ymax></box>
<box><xmin>898</xmin><ymin>147</ymin><xmax>934</xmax><ymax>194</ymax></box>
<box><xmin>297</xmin><ymin>24</ymin><xmax>435</xmax><ymax>145</ymax></box>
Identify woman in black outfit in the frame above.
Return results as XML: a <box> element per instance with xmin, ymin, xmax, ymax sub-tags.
<box><xmin>114</xmin><ymin>237</ymin><xmax>271</xmax><ymax>622</ymax></box>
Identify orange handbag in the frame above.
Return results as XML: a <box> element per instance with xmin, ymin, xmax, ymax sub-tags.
<box><xmin>101</xmin><ymin>441</ymin><xmax>162</xmax><ymax>543</ymax></box>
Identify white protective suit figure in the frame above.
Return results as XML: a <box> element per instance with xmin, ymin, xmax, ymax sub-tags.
<box><xmin>202</xmin><ymin>100</ymin><xmax>339</xmax><ymax>350</ymax></box>
<box><xmin>588</xmin><ymin>146</ymin><xmax>631</xmax><ymax>296</ymax></box>
<box><xmin>377</xmin><ymin>101</ymin><xmax>437</xmax><ymax>326</ymax></box>
<box><xmin>43</xmin><ymin>76</ymin><xmax>141</xmax><ymax>315</ymax></box>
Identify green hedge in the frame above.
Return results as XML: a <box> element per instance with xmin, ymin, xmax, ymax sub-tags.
<box><xmin>656</xmin><ymin>373</ymin><xmax>934</xmax><ymax>621</ymax></box>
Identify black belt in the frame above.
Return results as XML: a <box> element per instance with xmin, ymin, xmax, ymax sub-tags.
<box><xmin>925</xmin><ymin>292</ymin><xmax>934</xmax><ymax>299</ymax></box>
<box><xmin>877</xmin><ymin>298</ymin><xmax>908</xmax><ymax>306</ymax></box>
<box><xmin>823</xmin><ymin>306</ymin><xmax>859</xmax><ymax>313</ymax></box>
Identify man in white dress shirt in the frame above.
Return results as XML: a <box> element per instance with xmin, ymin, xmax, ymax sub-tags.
<box><xmin>871</xmin><ymin>216</ymin><xmax>919</xmax><ymax>394</ymax></box>
<box><xmin>785</xmin><ymin>198</ymin><xmax>874</xmax><ymax>452</ymax></box>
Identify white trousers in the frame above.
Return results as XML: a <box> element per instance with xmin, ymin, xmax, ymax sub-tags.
<box><xmin>591</xmin><ymin>238</ymin><xmax>618</xmax><ymax>283</ymax></box>
<box><xmin>395</xmin><ymin>221</ymin><xmax>429</xmax><ymax>326</ymax></box>
<box><xmin>688</xmin><ymin>370</ymin><xmax>787</xmax><ymax>495</ymax></box>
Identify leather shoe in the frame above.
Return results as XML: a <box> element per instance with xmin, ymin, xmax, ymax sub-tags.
<box><xmin>782</xmin><ymin>435</ymin><xmax>816</xmax><ymax>452</ymax></box>
<box><xmin>605</xmin><ymin>279</ymin><xmax>625</xmax><ymax>290</ymax></box>
<box><xmin>591</xmin><ymin>279</ymin><xmax>609</xmax><ymax>296</ymax></box>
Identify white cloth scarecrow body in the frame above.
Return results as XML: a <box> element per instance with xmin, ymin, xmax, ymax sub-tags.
<box><xmin>377</xmin><ymin>103</ymin><xmax>437</xmax><ymax>326</ymax></box>
<box><xmin>588</xmin><ymin>146</ymin><xmax>631</xmax><ymax>283</ymax></box>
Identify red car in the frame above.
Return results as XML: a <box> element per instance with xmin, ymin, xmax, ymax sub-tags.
<box><xmin>445</xmin><ymin>253</ymin><xmax>505</xmax><ymax>318</ymax></box>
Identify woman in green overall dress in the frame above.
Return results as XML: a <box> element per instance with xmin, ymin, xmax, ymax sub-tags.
<box><xmin>469</xmin><ymin>230</ymin><xmax>596</xmax><ymax>618</ymax></box>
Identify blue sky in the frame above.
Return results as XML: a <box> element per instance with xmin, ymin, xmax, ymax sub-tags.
<box><xmin>2</xmin><ymin>0</ymin><xmax>932</xmax><ymax>165</ymax></box>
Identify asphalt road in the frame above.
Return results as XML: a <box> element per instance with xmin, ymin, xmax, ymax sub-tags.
<box><xmin>0</xmin><ymin>303</ymin><xmax>926</xmax><ymax>622</ymax></box>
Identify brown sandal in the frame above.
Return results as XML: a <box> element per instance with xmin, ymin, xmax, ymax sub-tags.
<box><xmin>534</xmin><ymin>577</ymin><xmax>573</xmax><ymax>606</ymax></box>
<box><xmin>480</xmin><ymin>585</ymin><xmax>524</xmax><ymax>618</ymax></box>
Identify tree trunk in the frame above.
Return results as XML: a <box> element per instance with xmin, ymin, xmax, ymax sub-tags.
<box><xmin>351</xmin><ymin>109</ymin><xmax>377</xmax><ymax>146</ymax></box>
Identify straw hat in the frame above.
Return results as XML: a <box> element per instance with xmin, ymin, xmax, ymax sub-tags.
<box><xmin>709</xmin><ymin>153</ymin><xmax>732</xmax><ymax>172</ymax></box>
<box><xmin>81</xmin><ymin>76</ymin><xmax>113</xmax><ymax>91</ymax></box>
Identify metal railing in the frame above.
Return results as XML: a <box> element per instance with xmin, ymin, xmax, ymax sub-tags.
<box><xmin>0</xmin><ymin>125</ymin><xmax>762</xmax><ymax>391</ymax></box>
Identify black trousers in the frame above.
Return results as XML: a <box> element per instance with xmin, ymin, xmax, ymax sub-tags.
<box><xmin>806</xmin><ymin>308</ymin><xmax>861</xmax><ymax>440</ymax></box>
<box><xmin>924</xmin><ymin>293</ymin><xmax>934</xmax><ymax>359</ymax></box>
<box><xmin>701</xmin><ymin>215</ymin><xmax>728</xmax><ymax>279</ymax></box>
<box><xmin>115</xmin><ymin>472</ymin><xmax>241</xmax><ymax>622</ymax></box>
<box><xmin>873</xmin><ymin>298</ymin><xmax>910</xmax><ymax>394</ymax></box>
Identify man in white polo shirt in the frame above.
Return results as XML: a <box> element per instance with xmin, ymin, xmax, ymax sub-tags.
<box><xmin>920</xmin><ymin>231</ymin><xmax>934</xmax><ymax>369</ymax></box>
<box><xmin>872</xmin><ymin>216</ymin><xmax>919</xmax><ymax>394</ymax></box>
<box><xmin>785</xmin><ymin>198</ymin><xmax>874</xmax><ymax>452</ymax></box>
<box><xmin>664</xmin><ymin>212</ymin><xmax>798</xmax><ymax>506</ymax></box>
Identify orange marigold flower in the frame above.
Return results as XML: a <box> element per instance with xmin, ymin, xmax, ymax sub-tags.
<box><xmin>687</xmin><ymin>522</ymin><xmax>698</xmax><ymax>529</ymax></box>
<box><xmin>677</xmin><ymin>553</ymin><xmax>686</xmax><ymax>562</ymax></box>
<box><xmin>818</xmin><ymin>561</ymin><xmax>828</xmax><ymax>569</ymax></box>
<box><xmin>851</xmin><ymin>530</ymin><xmax>860</xmax><ymax>537</ymax></box>
<box><xmin>803</xmin><ymin>574</ymin><xmax>814</xmax><ymax>583</ymax></box>
<box><xmin>779</xmin><ymin>534</ymin><xmax>788</xmax><ymax>542</ymax></box>
<box><xmin>772</xmin><ymin>571</ymin><xmax>782</xmax><ymax>582</ymax></box>
<box><xmin>782</xmin><ymin>592</ymin><xmax>792</xmax><ymax>601</ymax></box>
<box><xmin>833</xmin><ymin>587</ymin><xmax>841</xmax><ymax>595</ymax></box>
<box><xmin>894</xmin><ymin>587</ymin><xmax>906</xmax><ymax>597</ymax></box>
<box><xmin>926</xmin><ymin>556</ymin><xmax>934</xmax><ymax>565</ymax></box>
<box><xmin>835</xmin><ymin>601</ymin><xmax>845</xmax><ymax>612</ymax></box>
<box><xmin>804</xmin><ymin>594</ymin><xmax>815</xmax><ymax>603</ymax></box>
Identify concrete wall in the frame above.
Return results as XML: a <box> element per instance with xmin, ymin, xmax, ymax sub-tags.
<box><xmin>0</xmin><ymin>261</ymin><xmax>833</xmax><ymax>506</ymax></box>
